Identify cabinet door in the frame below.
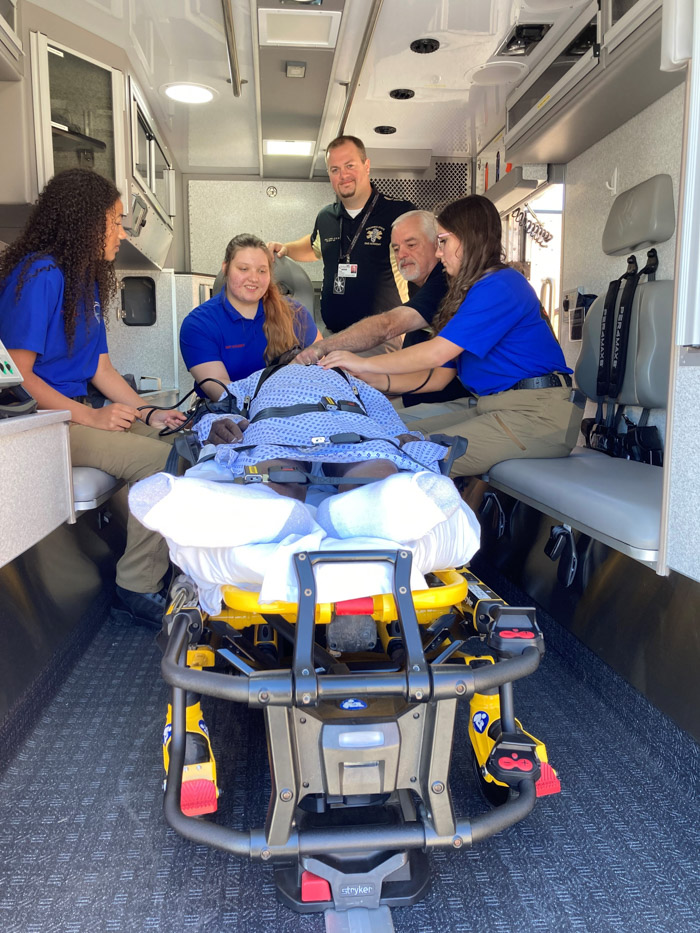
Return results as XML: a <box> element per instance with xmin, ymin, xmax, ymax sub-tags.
<box><xmin>31</xmin><ymin>32</ymin><xmax>126</xmax><ymax>195</ymax></box>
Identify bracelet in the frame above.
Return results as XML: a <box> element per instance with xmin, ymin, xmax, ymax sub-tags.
<box><xmin>386</xmin><ymin>374</ymin><xmax>391</xmax><ymax>393</ymax></box>
<box><xmin>408</xmin><ymin>369</ymin><xmax>434</xmax><ymax>394</ymax></box>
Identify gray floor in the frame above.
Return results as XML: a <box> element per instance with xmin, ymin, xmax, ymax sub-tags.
<box><xmin>1</xmin><ymin>596</ymin><xmax>699</xmax><ymax>933</ymax></box>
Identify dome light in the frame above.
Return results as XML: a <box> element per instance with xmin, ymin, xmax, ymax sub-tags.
<box><xmin>163</xmin><ymin>83</ymin><xmax>216</xmax><ymax>104</ymax></box>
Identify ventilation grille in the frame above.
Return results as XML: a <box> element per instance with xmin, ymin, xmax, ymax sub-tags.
<box><xmin>373</xmin><ymin>160</ymin><xmax>470</xmax><ymax>211</ymax></box>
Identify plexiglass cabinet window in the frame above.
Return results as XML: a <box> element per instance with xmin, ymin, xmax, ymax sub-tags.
<box><xmin>130</xmin><ymin>80</ymin><xmax>175</xmax><ymax>225</ymax></box>
<box><xmin>30</xmin><ymin>33</ymin><xmax>126</xmax><ymax>195</ymax></box>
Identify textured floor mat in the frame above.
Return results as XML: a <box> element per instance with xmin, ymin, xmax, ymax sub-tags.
<box><xmin>0</xmin><ymin>605</ymin><xmax>698</xmax><ymax>933</ymax></box>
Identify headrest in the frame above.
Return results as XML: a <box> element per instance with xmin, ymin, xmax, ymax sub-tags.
<box><xmin>602</xmin><ymin>174</ymin><xmax>675</xmax><ymax>256</ymax></box>
<box><xmin>211</xmin><ymin>255</ymin><xmax>315</xmax><ymax>312</ymax></box>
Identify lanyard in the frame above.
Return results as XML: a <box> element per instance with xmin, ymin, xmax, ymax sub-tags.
<box><xmin>338</xmin><ymin>189</ymin><xmax>380</xmax><ymax>262</ymax></box>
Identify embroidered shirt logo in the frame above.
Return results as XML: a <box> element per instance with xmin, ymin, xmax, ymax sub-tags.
<box><xmin>365</xmin><ymin>226</ymin><xmax>384</xmax><ymax>244</ymax></box>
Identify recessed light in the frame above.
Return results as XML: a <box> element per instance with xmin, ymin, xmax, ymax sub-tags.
<box><xmin>263</xmin><ymin>139</ymin><xmax>315</xmax><ymax>156</ymax></box>
<box><xmin>163</xmin><ymin>83</ymin><xmax>216</xmax><ymax>104</ymax></box>
<box><xmin>374</xmin><ymin>126</ymin><xmax>397</xmax><ymax>135</ymax></box>
<box><xmin>389</xmin><ymin>88</ymin><xmax>415</xmax><ymax>100</ymax></box>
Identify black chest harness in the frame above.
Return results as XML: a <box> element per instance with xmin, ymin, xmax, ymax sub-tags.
<box><xmin>582</xmin><ymin>248</ymin><xmax>663</xmax><ymax>466</ymax></box>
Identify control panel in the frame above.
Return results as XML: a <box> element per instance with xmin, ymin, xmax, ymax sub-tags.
<box><xmin>0</xmin><ymin>338</ymin><xmax>23</xmax><ymax>387</ymax></box>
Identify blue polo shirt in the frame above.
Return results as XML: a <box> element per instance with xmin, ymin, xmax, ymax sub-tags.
<box><xmin>0</xmin><ymin>256</ymin><xmax>108</xmax><ymax>397</ymax></box>
<box><xmin>439</xmin><ymin>267</ymin><xmax>570</xmax><ymax>395</ymax></box>
<box><xmin>180</xmin><ymin>290</ymin><xmax>318</xmax><ymax>397</ymax></box>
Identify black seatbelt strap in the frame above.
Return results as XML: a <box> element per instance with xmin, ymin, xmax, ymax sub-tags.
<box><xmin>608</xmin><ymin>249</ymin><xmax>657</xmax><ymax>398</ymax></box>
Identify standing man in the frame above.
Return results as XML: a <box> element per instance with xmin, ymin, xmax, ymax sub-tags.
<box><xmin>293</xmin><ymin>209</ymin><xmax>469</xmax><ymax>413</ymax></box>
<box><xmin>267</xmin><ymin>135</ymin><xmax>415</xmax><ymax>353</ymax></box>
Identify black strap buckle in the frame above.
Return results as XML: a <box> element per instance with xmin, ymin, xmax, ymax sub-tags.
<box><xmin>320</xmin><ymin>396</ymin><xmax>339</xmax><ymax>411</ymax></box>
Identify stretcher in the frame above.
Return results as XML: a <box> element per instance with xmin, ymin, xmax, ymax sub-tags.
<box><xmin>159</xmin><ymin>549</ymin><xmax>560</xmax><ymax>932</ymax></box>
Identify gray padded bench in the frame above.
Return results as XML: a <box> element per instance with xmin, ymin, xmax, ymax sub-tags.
<box><xmin>484</xmin><ymin>174</ymin><xmax>675</xmax><ymax>571</ymax></box>
<box><xmin>70</xmin><ymin>466</ymin><xmax>123</xmax><ymax>518</ymax></box>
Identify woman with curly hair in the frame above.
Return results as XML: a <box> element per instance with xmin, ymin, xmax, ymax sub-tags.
<box><xmin>320</xmin><ymin>194</ymin><xmax>581</xmax><ymax>478</ymax></box>
<box><xmin>180</xmin><ymin>233</ymin><xmax>321</xmax><ymax>401</ymax></box>
<box><xmin>0</xmin><ymin>168</ymin><xmax>185</xmax><ymax>628</ymax></box>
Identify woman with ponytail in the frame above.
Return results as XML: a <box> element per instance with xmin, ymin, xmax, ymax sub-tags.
<box><xmin>180</xmin><ymin>234</ymin><xmax>320</xmax><ymax>400</ymax></box>
<box><xmin>321</xmin><ymin>195</ymin><xmax>580</xmax><ymax>478</ymax></box>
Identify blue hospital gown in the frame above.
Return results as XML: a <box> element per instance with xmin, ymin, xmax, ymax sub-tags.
<box><xmin>194</xmin><ymin>365</ymin><xmax>447</xmax><ymax>476</ymax></box>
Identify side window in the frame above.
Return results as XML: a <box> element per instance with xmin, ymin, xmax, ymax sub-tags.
<box><xmin>120</xmin><ymin>276</ymin><xmax>156</xmax><ymax>327</ymax></box>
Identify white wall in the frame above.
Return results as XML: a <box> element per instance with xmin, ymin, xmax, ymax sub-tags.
<box><xmin>188</xmin><ymin>179</ymin><xmax>332</xmax><ymax>282</ymax></box>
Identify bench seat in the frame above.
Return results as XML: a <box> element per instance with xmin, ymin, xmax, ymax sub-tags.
<box><xmin>487</xmin><ymin>448</ymin><xmax>663</xmax><ymax>565</ymax></box>
<box><xmin>71</xmin><ymin>466</ymin><xmax>124</xmax><ymax>515</ymax></box>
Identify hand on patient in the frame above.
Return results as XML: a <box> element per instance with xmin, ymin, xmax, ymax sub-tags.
<box><xmin>207</xmin><ymin>417</ymin><xmax>250</xmax><ymax>446</ymax></box>
<box><xmin>320</xmin><ymin>351</ymin><xmax>377</xmax><ymax>376</ymax></box>
<box><xmin>293</xmin><ymin>344</ymin><xmax>322</xmax><ymax>365</ymax></box>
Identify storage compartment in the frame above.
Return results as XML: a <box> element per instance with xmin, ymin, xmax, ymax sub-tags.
<box><xmin>120</xmin><ymin>275</ymin><xmax>157</xmax><ymax>326</ymax></box>
<box><xmin>504</xmin><ymin>0</ymin><xmax>684</xmax><ymax>165</ymax></box>
<box><xmin>30</xmin><ymin>32</ymin><xmax>126</xmax><ymax>195</ymax></box>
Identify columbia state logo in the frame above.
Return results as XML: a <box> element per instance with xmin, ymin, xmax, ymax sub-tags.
<box><xmin>365</xmin><ymin>226</ymin><xmax>384</xmax><ymax>244</ymax></box>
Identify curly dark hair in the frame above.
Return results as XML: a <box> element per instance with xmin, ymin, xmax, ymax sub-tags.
<box><xmin>0</xmin><ymin>169</ymin><xmax>122</xmax><ymax>346</ymax></box>
<box><xmin>432</xmin><ymin>195</ymin><xmax>507</xmax><ymax>334</ymax></box>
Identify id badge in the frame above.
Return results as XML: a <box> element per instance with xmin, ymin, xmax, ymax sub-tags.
<box><xmin>333</xmin><ymin>274</ymin><xmax>345</xmax><ymax>295</ymax></box>
<box><xmin>337</xmin><ymin>263</ymin><xmax>358</xmax><ymax>278</ymax></box>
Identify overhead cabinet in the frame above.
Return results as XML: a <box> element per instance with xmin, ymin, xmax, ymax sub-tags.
<box><xmin>504</xmin><ymin>0</ymin><xmax>684</xmax><ymax>165</ymax></box>
<box><xmin>30</xmin><ymin>32</ymin><xmax>126</xmax><ymax>195</ymax></box>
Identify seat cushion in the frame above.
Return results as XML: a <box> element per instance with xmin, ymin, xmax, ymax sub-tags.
<box><xmin>488</xmin><ymin>448</ymin><xmax>662</xmax><ymax>552</ymax></box>
<box><xmin>72</xmin><ymin>466</ymin><xmax>121</xmax><ymax>504</ymax></box>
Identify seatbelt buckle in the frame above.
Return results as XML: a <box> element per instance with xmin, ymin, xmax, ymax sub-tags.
<box><xmin>320</xmin><ymin>396</ymin><xmax>339</xmax><ymax>411</ymax></box>
<box><xmin>239</xmin><ymin>465</ymin><xmax>264</xmax><ymax>483</ymax></box>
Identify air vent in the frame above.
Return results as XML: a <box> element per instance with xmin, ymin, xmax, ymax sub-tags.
<box><xmin>389</xmin><ymin>88</ymin><xmax>415</xmax><ymax>100</ymax></box>
<box><xmin>497</xmin><ymin>24</ymin><xmax>551</xmax><ymax>57</ymax></box>
<box><xmin>374</xmin><ymin>125</ymin><xmax>397</xmax><ymax>135</ymax></box>
<box><xmin>410</xmin><ymin>37</ymin><xmax>440</xmax><ymax>54</ymax></box>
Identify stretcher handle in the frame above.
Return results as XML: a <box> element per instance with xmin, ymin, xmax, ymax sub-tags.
<box><xmin>293</xmin><ymin>549</ymin><xmax>430</xmax><ymax>707</ymax></box>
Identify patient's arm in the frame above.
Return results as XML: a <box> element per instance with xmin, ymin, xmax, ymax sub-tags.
<box><xmin>206</xmin><ymin>417</ymin><xmax>250</xmax><ymax>445</ymax></box>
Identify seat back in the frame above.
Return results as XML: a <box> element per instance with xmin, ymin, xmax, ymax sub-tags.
<box><xmin>574</xmin><ymin>173</ymin><xmax>675</xmax><ymax>411</ymax></box>
<box><xmin>213</xmin><ymin>255</ymin><xmax>315</xmax><ymax>314</ymax></box>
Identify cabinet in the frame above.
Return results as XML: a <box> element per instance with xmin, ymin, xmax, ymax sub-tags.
<box><xmin>0</xmin><ymin>0</ymin><xmax>22</xmax><ymax>80</ymax></box>
<box><xmin>30</xmin><ymin>31</ymin><xmax>126</xmax><ymax>196</ymax></box>
<box><xmin>0</xmin><ymin>410</ymin><xmax>73</xmax><ymax>569</ymax></box>
<box><xmin>503</xmin><ymin>0</ymin><xmax>683</xmax><ymax>165</ymax></box>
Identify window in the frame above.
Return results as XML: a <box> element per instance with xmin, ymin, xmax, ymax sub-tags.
<box><xmin>130</xmin><ymin>80</ymin><xmax>175</xmax><ymax>223</ymax></box>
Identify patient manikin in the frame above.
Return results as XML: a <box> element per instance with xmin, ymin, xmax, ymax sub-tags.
<box><xmin>129</xmin><ymin>364</ymin><xmax>480</xmax><ymax>611</ymax></box>
<box><xmin>192</xmin><ymin>363</ymin><xmax>447</xmax><ymax>500</ymax></box>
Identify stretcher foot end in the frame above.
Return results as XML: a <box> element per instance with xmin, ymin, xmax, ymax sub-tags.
<box><xmin>180</xmin><ymin>776</ymin><xmax>219</xmax><ymax>816</ymax></box>
<box><xmin>535</xmin><ymin>762</ymin><xmax>561</xmax><ymax>797</ymax></box>
<box><xmin>301</xmin><ymin>871</ymin><xmax>332</xmax><ymax>903</ymax></box>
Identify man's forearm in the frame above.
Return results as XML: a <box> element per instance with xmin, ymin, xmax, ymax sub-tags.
<box><xmin>313</xmin><ymin>307</ymin><xmax>424</xmax><ymax>357</ymax></box>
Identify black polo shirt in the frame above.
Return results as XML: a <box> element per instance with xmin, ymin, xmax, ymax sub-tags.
<box><xmin>310</xmin><ymin>186</ymin><xmax>416</xmax><ymax>332</ymax></box>
<box><xmin>404</xmin><ymin>261</ymin><xmax>448</xmax><ymax>325</ymax></box>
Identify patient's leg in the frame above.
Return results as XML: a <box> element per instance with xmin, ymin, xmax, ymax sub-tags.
<box><xmin>324</xmin><ymin>459</ymin><xmax>398</xmax><ymax>493</ymax></box>
<box><xmin>255</xmin><ymin>458</ymin><xmax>310</xmax><ymax>502</ymax></box>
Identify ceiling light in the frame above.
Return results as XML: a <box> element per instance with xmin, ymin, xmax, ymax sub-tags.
<box><xmin>258</xmin><ymin>9</ymin><xmax>342</xmax><ymax>48</ymax></box>
<box><xmin>263</xmin><ymin>139</ymin><xmax>315</xmax><ymax>156</ymax></box>
<box><xmin>374</xmin><ymin>126</ymin><xmax>397</xmax><ymax>135</ymax></box>
<box><xmin>163</xmin><ymin>83</ymin><xmax>216</xmax><ymax>104</ymax></box>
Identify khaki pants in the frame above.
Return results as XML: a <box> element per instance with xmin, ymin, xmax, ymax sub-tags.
<box><xmin>69</xmin><ymin>420</ymin><xmax>174</xmax><ymax>593</ymax></box>
<box><xmin>410</xmin><ymin>386</ymin><xmax>582</xmax><ymax>477</ymax></box>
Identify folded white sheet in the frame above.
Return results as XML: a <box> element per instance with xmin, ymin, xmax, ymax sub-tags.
<box><xmin>315</xmin><ymin>470</ymin><xmax>462</xmax><ymax>541</ymax></box>
<box><xmin>129</xmin><ymin>471</ymin><xmax>480</xmax><ymax>614</ymax></box>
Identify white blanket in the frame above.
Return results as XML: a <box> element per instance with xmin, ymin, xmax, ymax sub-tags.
<box><xmin>129</xmin><ymin>471</ymin><xmax>480</xmax><ymax>615</ymax></box>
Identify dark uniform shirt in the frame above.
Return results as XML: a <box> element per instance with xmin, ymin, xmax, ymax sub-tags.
<box><xmin>310</xmin><ymin>186</ymin><xmax>416</xmax><ymax>332</ymax></box>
